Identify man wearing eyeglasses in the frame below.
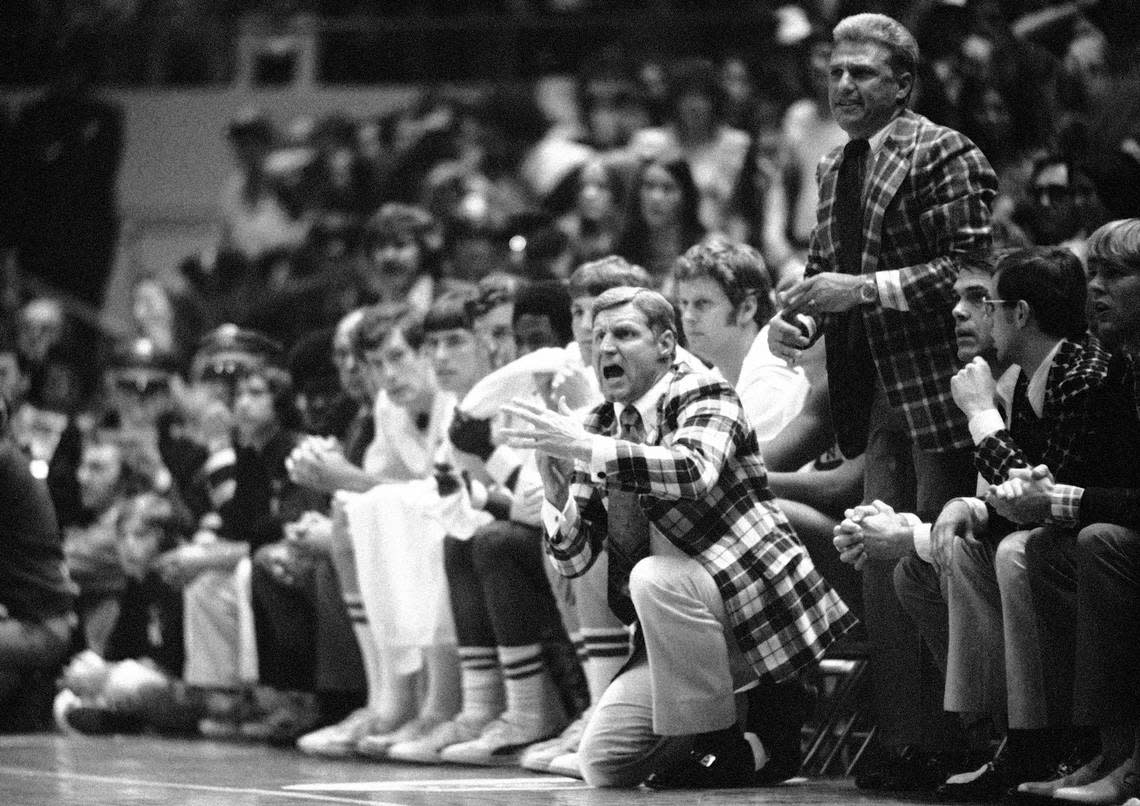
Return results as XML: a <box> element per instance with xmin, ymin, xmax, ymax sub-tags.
<box><xmin>844</xmin><ymin>247</ymin><xmax>1130</xmax><ymax>799</ymax></box>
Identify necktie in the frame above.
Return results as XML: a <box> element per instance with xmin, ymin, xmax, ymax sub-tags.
<box><xmin>826</xmin><ymin>137</ymin><xmax>877</xmax><ymax>457</ymax></box>
<box><xmin>606</xmin><ymin>406</ymin><xmax>651</xmax><ymax>625</ymax></box>
<box><xmin>1009</xmin><ymin>370</ymin><xmax>1048</xmax><ymax>462</ymax></box>
<box><xmin>835</xmin><ymin>138</ymin><xmax>869</xmax><ymax>275</ymax></box>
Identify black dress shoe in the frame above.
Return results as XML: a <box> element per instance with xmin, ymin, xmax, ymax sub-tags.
<box><xmin>746</xmin><ymin>679</ymin><xmax>814</xmax><ymax>785</ymax></box>
<box><xmin>642</xmin><ymin>732</ymin><xmax>755</xmax><ymax>790</ymax></box>
<box><xmin>855</xmin><ymin>746</ymin><xmax>979</xmax><ymax>793</ymax></box>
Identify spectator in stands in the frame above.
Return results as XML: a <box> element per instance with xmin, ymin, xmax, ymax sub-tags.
<box><xmin>0</xmin><ymin>391</ymin><xmax>76</xmax><ymax>732</ymax></box>
<box><xmin>469</xmin><ymin>274</ymin><xmax>520</xmax><ymax>372</ymax></box>
<box><xmin>551</xmin><ymin>157</ymin><xmax>630</xmax><ymax>268</ymax></box>
<box><xmin>101</xmin><ymin>337</ymin><xmax>181</xmax><ymax>495</ymax></box>
<box><xmin>126</xmin><ymin>274</ymin><xmax>204</xmax><ymax>375</ymax></box>
<box><xmin>306</xmin><ymin>113</ymin><xmax>382</xmax><ymax>254</ymax></box>
<box><xmin>155</xmin><ymin>357</ymin><xmax>322</xmax><ymax>739</ymax></box>
<box><xmin>54</xmin><ymin>492</ymin><xmax>202</xmax><ymax>736</ymax></box>
<box><xmin>16</xmin><ymin>296</ymin><xmax>90</xmax><ymax>414</ymax></box>
<box><xmin>64</xmin><ymin>429</ymin><xmax>151</xmax><ymax>656</ymax></box>
<box><xmin>1016</xmin><ymin>154</ymin><xmax>1109</xmax><ymax>261</ymax></box>
<box><xmin>350</xmin><ymin>203</ymin><xmax>443</xmax><ymax>312</ymax></box>
<box><xmin>615</xmin><ymin>155</ymin><xmax>706</xmax><ymax>291</ymax></box>
<box><xmin>1</xmin><ymin>327</ymin><xmax>82</xmax><ymax>526</ymax></box>
<box><xmin>218</xmin><ymin>110</ymin><xmax>309</xmax><ymax>263</ymax></box>
<box><xmin>629</xmin><ymin>58</ymin><xmax>751</xmax><ymax>233</ymax></box>
<box><xmin>760</xmin><ymin>30</ymin><xmax>846</xmax><ymax>285</ymax></box>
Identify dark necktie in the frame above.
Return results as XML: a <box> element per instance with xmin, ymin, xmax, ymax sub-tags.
<box><xmin>606</xmin><ymin>406</ymin><xmax>651</xmax><ymax>625</ymax></box>
<box><xmin>826</xmin><ymin>138</ymin><xmax>877</xmax><ymax>457</ymax></box>
<box><xmin>1009</xmin><ymin>370</ymin><xmax>1048</xmax><ymax>462</ymax></box>
<box><xmin>835</xmin><ymin>138</ymin><xmax>869</xmax><ymax>275</ymax></box>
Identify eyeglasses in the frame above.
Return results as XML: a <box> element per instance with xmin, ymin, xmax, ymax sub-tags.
<box><xmin>982</xmin><ymin>298</ymin><xmax>1014</xmax><ymax>316</ymax></box>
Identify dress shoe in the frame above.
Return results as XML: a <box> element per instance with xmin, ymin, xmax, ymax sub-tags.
<box><xmin>746</xmin><ymin>679</ymin><xmax>813</xmax><ymax>785</ymax></box>
<box><xmin>641</xmin><ymin>731</ymin><xmax>755</xmax><ymax>790</ymax></box>
<box><xmin>1013</xmin><ymin>752</ymin><xmax>1106</xmax><ymax>802</ymax></box>
<box><xmin>855</xmin><ymin>746</ymin><xmax>982</xmax><ymax>793</ymax></box>
<box><xmin>1053</xmin><ymin>758</ymin><xmax>1140</xmax><ymax>805</ymax></box>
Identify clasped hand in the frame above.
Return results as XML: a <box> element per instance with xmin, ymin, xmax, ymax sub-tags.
<box><xmin>986</xmin><ymin>464</ymin><xmax>1055</xmax><ymax>524</ymax></box>
<box><xmin>833</xmin><ymin>499</ymin><xmax>911</xmax><ymax>570</ymax></box>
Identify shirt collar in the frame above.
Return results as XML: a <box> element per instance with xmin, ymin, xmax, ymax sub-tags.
<box><xmin>853</xmin><ymin>110</ymin><xmax>899</xmax><ymax>160</ymax></box>
<box><xmin>1026</xmin><ymin>339</ymin><xmax>1066</xmax><ymax>418</ymax></box>
<box><xmin>612</xmin><ymin>368</ymin><xmax>674</xmax><ymax>440</ymax></box>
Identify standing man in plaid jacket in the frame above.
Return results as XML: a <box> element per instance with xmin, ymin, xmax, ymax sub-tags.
<box><xmin>768</xmin><ymin>11</ymin><xmax>999</xmax><ymax>784</ymax></box>
<box><xmin>504</xmin><ymin>286</ymin><xmax>856</xmax><ymax>789</ymax></box>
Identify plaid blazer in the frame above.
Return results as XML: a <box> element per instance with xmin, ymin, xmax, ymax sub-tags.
<box><xmin>545</xmin><ymin>364</ymin><xmax>857</xmax><ymax>683</ymax></box>
<box><xmin>807</xmin><ymin>109</ymin><xmax>998</xmax><ymax>452</ymax></box>
<box><xmin>975</xmin><ymin>337</ymin><xmax>1115</xmax><ymax>487</ymax></box>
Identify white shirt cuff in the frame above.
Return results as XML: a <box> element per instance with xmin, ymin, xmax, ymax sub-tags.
<box><xmin>968</xmin><ymin>409</ymin><xmax>1006</xmax><ymax>445</ymax></box>
<box><xmin>911</xmin><ymin>521</ymin><xmax>933</xmax><ymax>563</ymax></box>
<box><xmin>541</xmin><ymin>496</ymin><xmax>577</xmax><ymax>544</ymax></box>
<box><xmin>875</xmin><ymin>270</ymin><xmax>908</xmax><ymax>311</ymax></box>
<box><xmin>588</xmin><ymin>434</ymin><xmax>616</xmax><ymax>482</ymax></box>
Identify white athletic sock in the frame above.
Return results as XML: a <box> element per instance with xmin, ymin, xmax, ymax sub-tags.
<box><xmin>458</xmin><ymin>646</ymin><xmax>505</xmax><ymax>722</ymax></box>
<box><xmin>498</xmin><ymin>644</ymin><xmax>554</xmax><ymax>724</ymax></box>
<box><xmin>582</xmin><ymin>627</ymin><xmax>631</xmax><ymax>703</ymax></box>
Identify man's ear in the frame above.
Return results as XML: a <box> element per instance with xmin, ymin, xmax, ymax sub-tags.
<box><xmin>735</xmin><ymin>295</ymin><xmax>758</xmax><ymax>328</ymax></box>
<box><xmin>1014</xmin><ymin>299</ymin><xmax>1032</xmax><ymax>329</ymax></box>
<box><xmin>895</xmin><ymin>70</ymin><xmax>914</xmax><ymax>105</ymax></box>
<box><xmin>658</xmin><ymin>329</ymin><xmax>677</xmax><ymax>360</ymax></box>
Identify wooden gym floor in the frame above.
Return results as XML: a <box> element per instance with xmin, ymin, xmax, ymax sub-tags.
<box><xmin>0</xmin><ymin>732</ymin><xmax>954</xmax><ymax>806</ymax></box>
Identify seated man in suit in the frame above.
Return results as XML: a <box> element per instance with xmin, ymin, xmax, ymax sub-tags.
<box><xmin>502</xmin><ymin>286</ymin><xmax>856</xmax><ymax>789</ymax></box>
<box><xmin>841</xmin><ymin>248</ymin><xmax>1123</xmax><ymax>798</ymax></box>
<box><xmin>988</xmin><ymin>219</ymin><xmax>1140</xmax><ymax>805</ymax></box>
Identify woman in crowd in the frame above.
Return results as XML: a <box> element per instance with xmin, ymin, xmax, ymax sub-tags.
<box><xmin>614</xmin><ymin>155</ymin><xmax>705</xmax><ymax>293</ymax></box>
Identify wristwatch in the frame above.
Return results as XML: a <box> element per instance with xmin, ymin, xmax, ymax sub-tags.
<box><xmin>857</xmin><ymin>275</ymin><xmax>878</xmax><ymax>304</ymax></box>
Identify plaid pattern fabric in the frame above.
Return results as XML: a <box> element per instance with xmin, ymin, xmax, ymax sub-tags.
<box><xmin>1045</xmin><ymin>349</ymin><xmax>1140</xmax><ymax>528</ymax></box>
<box><xmin>544</xmin><ymin>364</ymin><xmax>857</xmax><ymax>683</ymax></box>
<box><xmin>975</xmin><ymin>338</ymin><xmax>1112</xmax><ymax>487</ymax></box>
<box><xmin>807</xmin><ymin>110</ymin><xmax>998</xmax><ymax>452</ymax></box>
<box><xmin>1049</xmin><ymin>484</ymin><xmax>1083</xmax><ymax>525</ymax></box>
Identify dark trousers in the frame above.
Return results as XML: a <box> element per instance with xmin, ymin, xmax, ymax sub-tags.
<box><xmin>862</xmin><ymin>385</ymin><xmax>976</xmax><ymax>751</ymax></box>
<box><xmin>251</xmin><ymin>541</ymin><xmax>366</xmax><ymax>695</ymax></box>
<box><xmin>444</xmin><ymin>522</ymin><xmax>588</xmax><ymax>715</ymax></box>
<box><xmin>1072</xmin><ymin>523</ymin><xmax>1140</xmax><ymax>724</ymax></box>
<box><xmin>444</xmin><ymin>522</ymin><xmax>564</xmax><ymax>649</ymax></box>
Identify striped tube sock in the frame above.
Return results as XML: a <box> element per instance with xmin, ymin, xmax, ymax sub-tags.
<box><xmin>458</xmin><ymin>646</ymin><xmax>505</xmax><ymax>722</ymax></box>
<box><xmin>497</xmin><ymin>644</ymin><xmax>551</xmax><ymax>722</ymax></box>
<box><xmin>344</xmin><ymin>592</ymin><xmax>384</xmax><ymax>711</ymax></box>
<box><xmin>582</xmin><ymin>626</ymin><xmax>632</xmax><ymax>703</ymax></box>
